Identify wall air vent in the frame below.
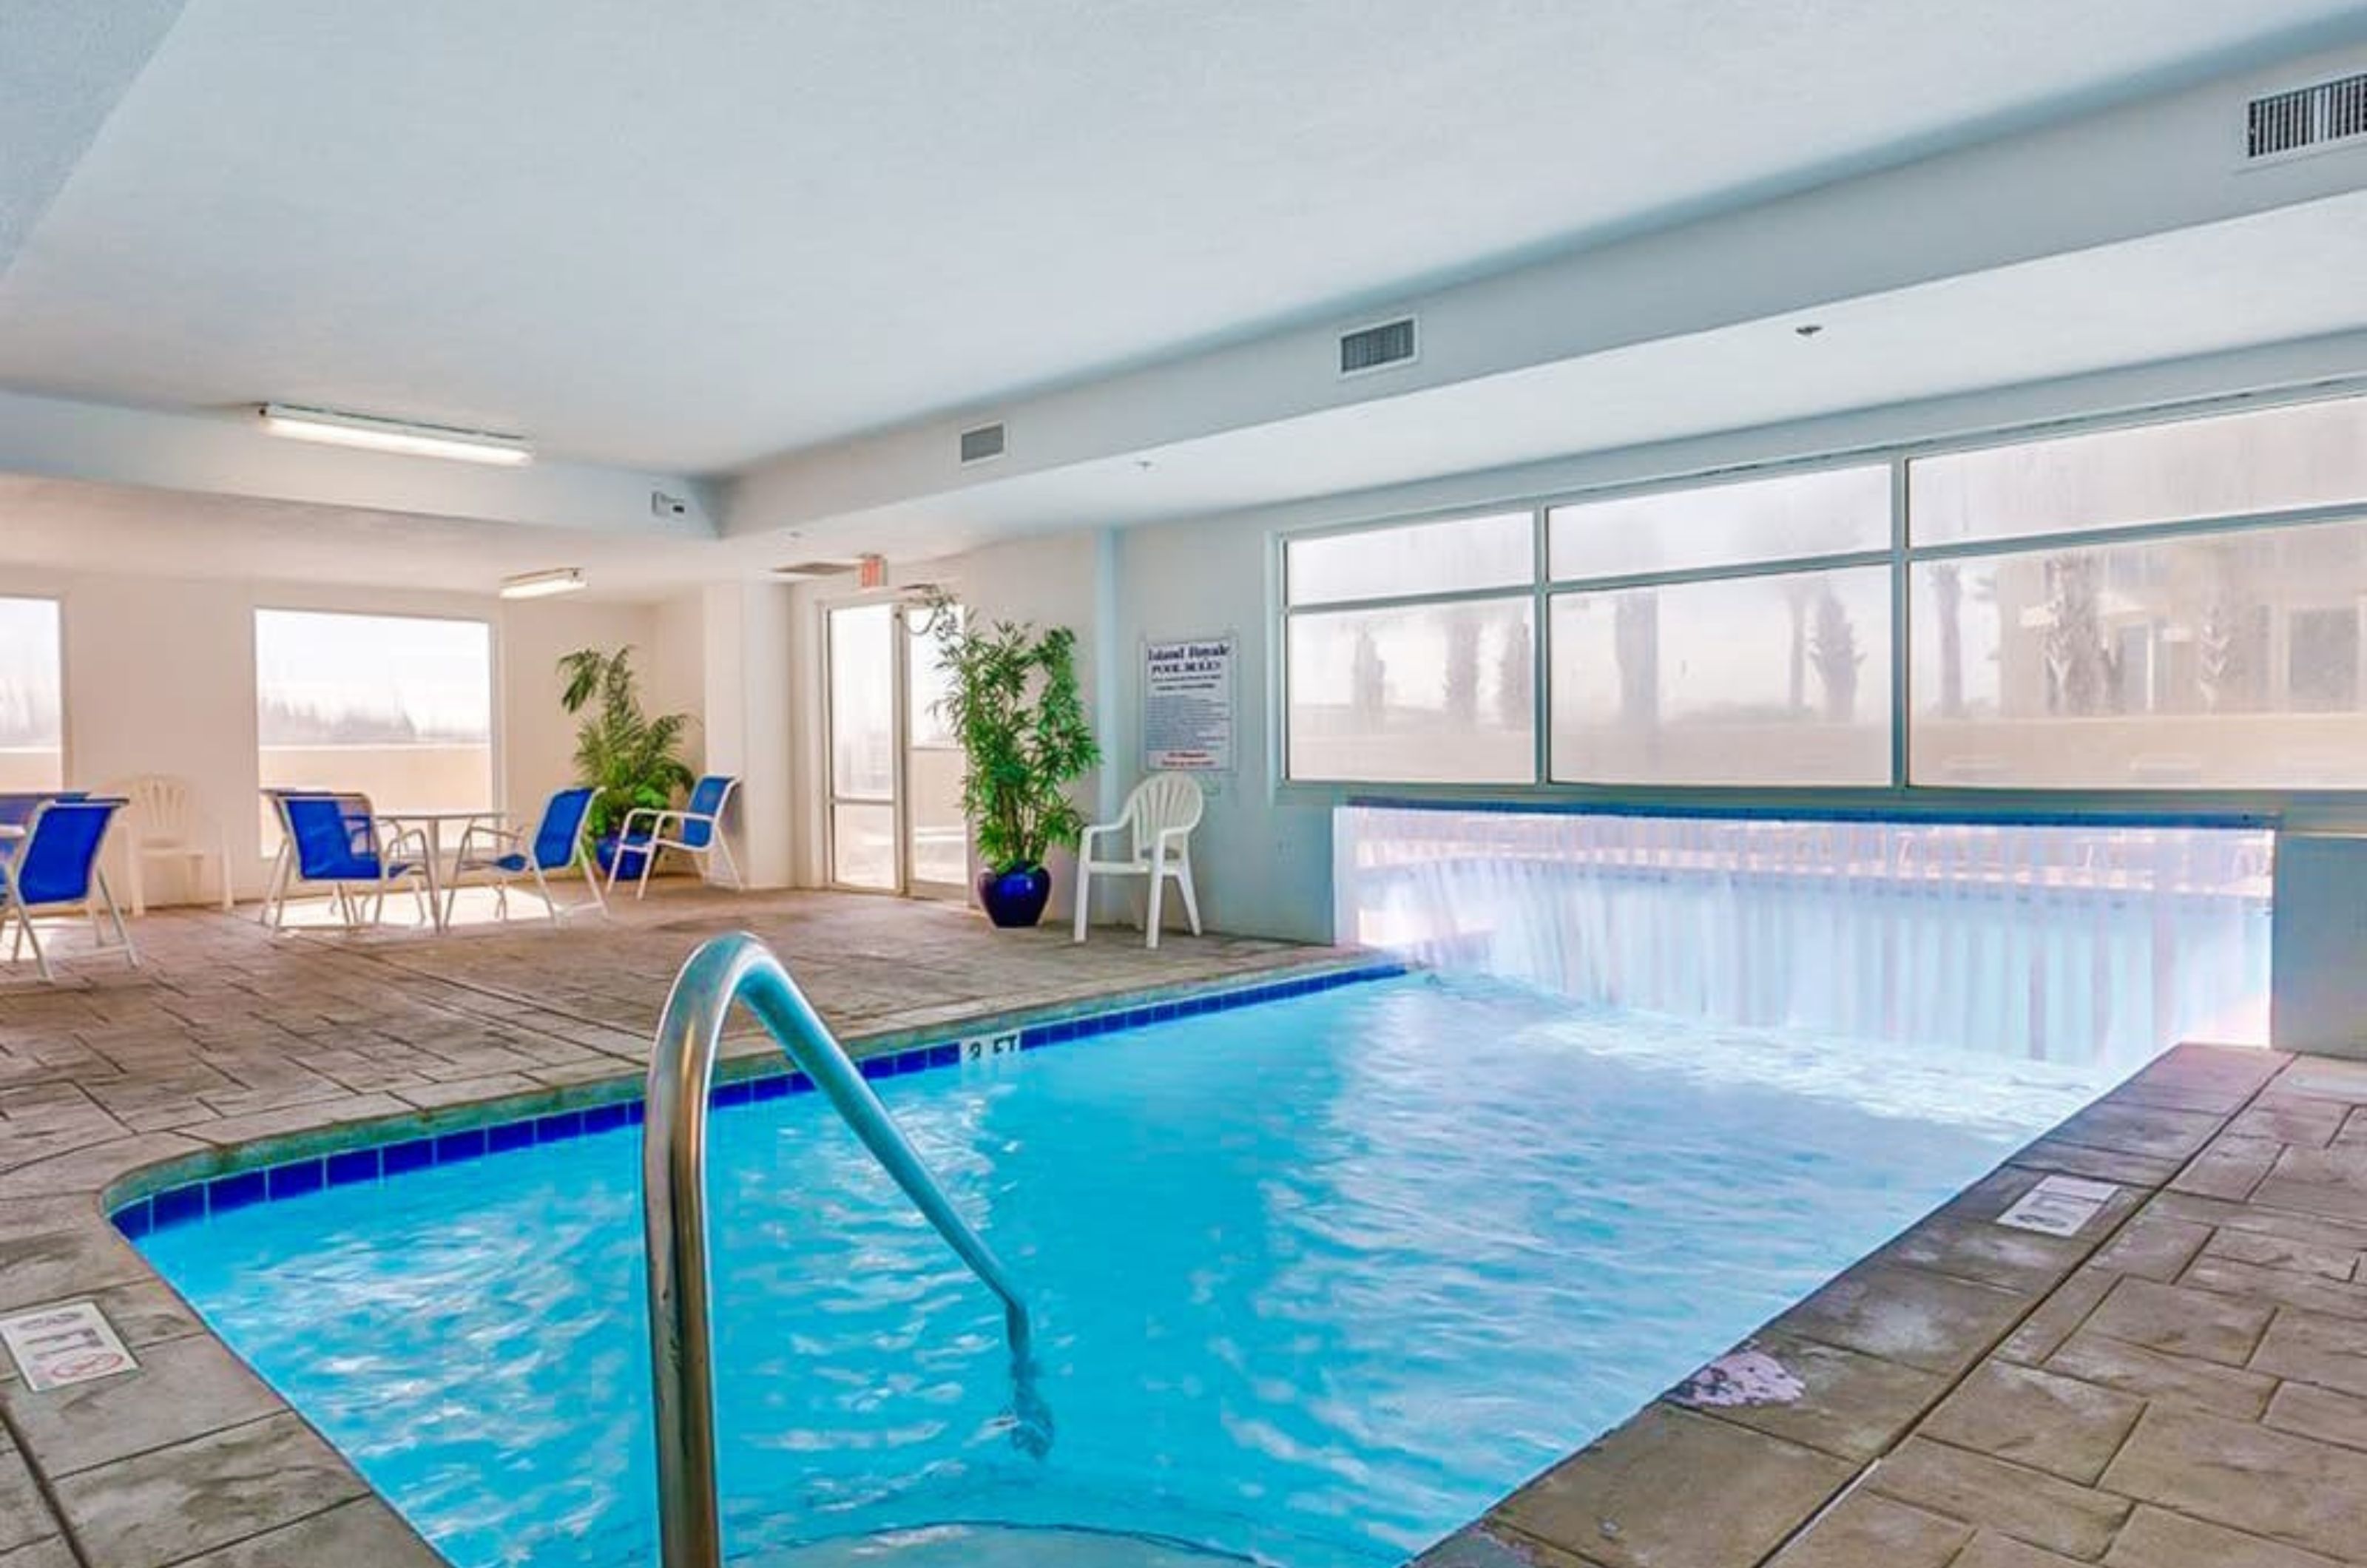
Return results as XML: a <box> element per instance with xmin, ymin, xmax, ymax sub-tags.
<box><xmin>959</xmin><ymin>422</ymin><xmax>1006</xmax><ymax>464</ymax></box>
<box><xmin>2247</xmin><ymin>72</ymin><xmax>2367</xmax><ymax>160</ymax></box>
<box><xmin>1338</xmin><ymin>316</ymin><xmax>1418</xmax><ymax>376</ymax></box>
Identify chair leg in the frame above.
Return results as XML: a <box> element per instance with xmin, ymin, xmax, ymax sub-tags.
<box><xmin>1073</xmin><ymin>860</ymin><xmax>1092</xmax><ymax>944</ymax></box>
<box><xmin>259</xmin><ymin>844</ymin><xmax>288</xmax><ymax>925</ymax></box>
<box><xmin>1175</xmin><ymin>856</ymin><xmax>1202</xmax><ymax>936</ymax></box>
<box><xmin>127</xmin><ymin>847</ymin><xmax>146</xmax><ymax>919</ymax></box>
<box><xmin>579</xmin><ymin>846</ymin><xmax>611</xmax><ymax>920</ymax></box>
<box><xmin>529</xmin><ymin>864</ymin><xmax>562</xmax><ymax>925</ymax></box>
<box><xmin>712</xmin><ymin>833</ymin><xmax>743</xmax><ymax>891</ymax></box>
<box><xmin>217</xmin><ymin>833</ymin><xmax>234</xmax><ymax>913</ymax></box>
<box><xmin>95</xmin><ymin>874</ymin><xmax>138</xmax><ymax>968</ymax></box>
<box><xmin>7</xmin><ymin>891</ymin><xmax>52</xmax><ymax>983</ymax></box>
<box><xmin>1145</xmin><ymin>863</ymin><xmax>1166</xmax><ymax>951</ymax></box>
<box><xmin>636</xmin><ymin>842</ymin><xmax>658</xmax><ymax>900</ymax></box>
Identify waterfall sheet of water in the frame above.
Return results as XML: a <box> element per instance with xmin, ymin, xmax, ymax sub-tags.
<box><xmin>1334</xmin><ymin>805</ymin><xmax>2272</xmax><ymax>1070</ymax></box>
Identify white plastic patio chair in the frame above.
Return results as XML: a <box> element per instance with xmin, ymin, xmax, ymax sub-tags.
<box><xmin>1073</xmin><ymin>773</ymin><xmax>1203</xmax><ymax>950</ymax></box>
<box><xmin>101</xmin><ymin>774</ymin><xmax>233</xmax><ymax>916</ymax></box>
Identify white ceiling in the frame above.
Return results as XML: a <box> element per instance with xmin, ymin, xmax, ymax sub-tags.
<box><xmin>14</xmin><ymin>186</ymin><xmax>2367</xmax><ymax>596</ymax></box>
<box><xmin>2</xmin><ymin>0</ymin><xmax>2363</xmax><ymax>473</ymax></box>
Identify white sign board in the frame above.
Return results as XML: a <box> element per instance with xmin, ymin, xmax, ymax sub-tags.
<box><xmin>1996</xmin><ymin>1175</ymin><xmax>2119</xmax><ymax>1237</ymax></box>
<box><xmin>1</xmin><ymin>1301</ymin><xmax>138</xmax><ymax>1391</ymax></box>
<box><xmin>1144</xmin><ymin>635</ymin><xmax>1235</xmax><ymax>774</ymax></box>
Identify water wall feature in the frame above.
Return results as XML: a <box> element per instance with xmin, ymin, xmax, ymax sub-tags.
<box><xmin>1334</xmin><ymin>803</ymin><xmax>2273</xmax><ymax>1071</ymax></box>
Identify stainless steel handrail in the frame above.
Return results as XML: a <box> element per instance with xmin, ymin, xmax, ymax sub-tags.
<box><xmin>642</xmin><ymin>932</ymin><xmax>1050</xmax><ymax>1568</ymax></box>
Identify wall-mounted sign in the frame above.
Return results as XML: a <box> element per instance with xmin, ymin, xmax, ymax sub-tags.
<box><xmin>1144</xmin><ymin>635</ymin><xmax>1235</xmax><ymax>774</ymax></box>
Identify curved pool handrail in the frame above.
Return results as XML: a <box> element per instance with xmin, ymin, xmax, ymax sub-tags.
<box><xmin>642</xmin><ymin>931</ymin><xmax>1047</xmax><ymax>1568</ymax></box>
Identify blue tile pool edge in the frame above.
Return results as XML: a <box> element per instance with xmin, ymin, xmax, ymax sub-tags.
<box><xmin>104</xmin><ymin>959</ymin><xmax>1406</xmax><ymax>1238</ymax></box>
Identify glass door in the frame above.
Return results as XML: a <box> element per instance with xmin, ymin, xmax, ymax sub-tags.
<box><xmin>903</xmin><ymin>605</ymin><xmax>970</xmax><ymax>898</ymax></box>
<box><xmin>826</xmin><ymin>598</ymin><xmax>973</xmax><ymax>896</ymax></box>
<box><xmin>826</xmin><ymin>603</ymin><xmax>900</xmax><ymax>891</ymax></box>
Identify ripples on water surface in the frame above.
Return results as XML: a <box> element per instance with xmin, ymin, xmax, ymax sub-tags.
<box><xmin>140</xmin><ymin>975</ymin><xmax>2123</xmax><ymax>1567</ymax></box>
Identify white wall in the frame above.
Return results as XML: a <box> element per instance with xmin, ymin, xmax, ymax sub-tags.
<box><xmin>7</xmin><ymin>558</ymin><xmax>697</xmax><ymax>904</ymax></box>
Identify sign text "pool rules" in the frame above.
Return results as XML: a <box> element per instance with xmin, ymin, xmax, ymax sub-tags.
<box><xmin>1144</xmin><ymin>635</ymin><xmax>1235</xmax><ymax>774</ymax></box>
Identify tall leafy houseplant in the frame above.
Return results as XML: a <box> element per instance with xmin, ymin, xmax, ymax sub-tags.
<box><xmin>558</xmin><ymin>648</ymin><xmax>695</xmax><ymax>858</ymax></box>
<box><xmin>922</xmin><ymin>596</ymin><xmax>1101</xmax><ymax>927</ymax></box>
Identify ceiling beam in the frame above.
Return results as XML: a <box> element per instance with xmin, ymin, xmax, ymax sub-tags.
<box><xmin>730</xmin><ymin>32</ymin><xmax>2367</xmax><ymax>538</ymax></box>
<box><xmin>0</xmin><ymin>388</ymin><xmax>720</xmax><ymax>537</ymax></box>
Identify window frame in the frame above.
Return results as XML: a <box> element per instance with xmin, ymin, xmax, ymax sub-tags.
<box><xmin>1276</xmin><ymin>384</ymin><xmax>2367</xmax><ymax>825</ymax></box>
<box><xmin>0</xmin><ymin>594</ymin><xmax>67</xmax><ymax>791</ymax></box>
<box><xmin>250</xmin><ymin>604</ymin><xmax>502</xmax><ymax>855</ymax></box>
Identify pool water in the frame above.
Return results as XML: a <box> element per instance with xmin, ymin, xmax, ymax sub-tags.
<box><xmin>137</xmin><ymin>974</ymin><xmax>2117</xmax><ymax>1567</ymax></box>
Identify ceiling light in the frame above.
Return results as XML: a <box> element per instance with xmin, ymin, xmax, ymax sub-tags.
<box><xmin>260</xmin><ymin>403</ymin><xmax>532</xmax><ymax>465</ymax></box>
<box><xmin>500</xmin><ymin>567</ymin><xmax>586</xmax><ymax>600</ymax></box>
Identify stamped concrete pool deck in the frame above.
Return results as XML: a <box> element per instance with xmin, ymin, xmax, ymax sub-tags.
<box><xmin>2</xmin><ymin>888</ymin><xmax>2365</xmax><ymax>1568</ymax></box>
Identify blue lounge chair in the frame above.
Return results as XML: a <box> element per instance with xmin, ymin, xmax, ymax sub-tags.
<box><xmin>610</xmin><ymin>774</ymin><xmax>741</xmax><ymax>899</ymax></box>
<box><xmin>269</xmin><ymin>792</ymin><xmax>429</xmax><ymax>931</ymax></box>
<box><xmin>1</xmin><ymin>797</ymin><xmax>136</xmax><ymax>982</ymax></box>
<box><xmin>444</xmin><ymin>785</ymin><xmax>608</xmax><ymax>926</ymax></box>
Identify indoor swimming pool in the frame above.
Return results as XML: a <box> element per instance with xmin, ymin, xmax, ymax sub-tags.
<box><xmin>132</xmin><ymin>973</ymin><xmax>2123</xmax><ymax>1567</ymax></box>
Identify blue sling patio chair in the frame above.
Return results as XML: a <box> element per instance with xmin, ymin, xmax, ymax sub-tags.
<box><xmin>443</xmin><ymin>785</ymin><xmax>608</xmax><ymax>926</ymax></box>
<box><xmin>1</xmin><ymin>797</ymin><xmax>137</xmax><ymax>982</ymax></box>
<box><xmin>609</xmin><ymin>773</ymin><xmax>742</xmax><ymax>899</ymax></box>
<box><xmin>268</xmin><ymin>792</ymin><xmax>430</xmax><ymax>932</ymax></box>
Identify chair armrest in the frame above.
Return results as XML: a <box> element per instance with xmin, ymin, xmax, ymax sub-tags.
<box><xmin>1076</xmin><ymin>819</ymin><xmax>1127</xmax><ymax>854</ymax></box>
<box><xmin>616</xmin><ymin>806</ymin><xmax>669</xmax><ymax>839</ymax></box>
<box><xmin>454</xmin><ymin>822</ymin><xmax>522</xmax><ymax>860</ymax></box>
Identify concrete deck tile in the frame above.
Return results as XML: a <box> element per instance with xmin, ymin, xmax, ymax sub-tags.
<box><xmin>392</xmin><ymin>1072</ymin><xmax>544</xmax><ymax>1109</ymax></box>
<box><xmin>1916</xmin><ymin>1362</ymin><xmax>2144</xmax><ymax>1484</ymax></box>
<box><xmin>2087</xmin><ymin>1213</ymin><xmax>2212</xmax><ymax>1283</ymax></box>
<box><xmin>2168</xmin><ymin>1137</ymin><xmax>2281</xmax><ymax>1201</ymax></box>
<box><xmin>1413</xmin><ymin>1524</ymin><xmax>1594</xmax><ymax>1568</ymax></box>
<box><xmin>1</xmin><ymin>1334</ymin><xmax>283</xmax><ymax>1476</ymax></box>
<box><xmin>2047</xmin><ymin>1100</ymin><xmax>2226</xmax><ymax>1162</ymax></box>
<box><xmin>2229</xmin><ymin>1101</ymin><xmax>2353</xmax><ymax>1148</ymax></box>
<box><xmin>1763</xmin><ymin>1489</ymin><xmax>1969</xmax><ymax>1567</ymax></box>
<box><xmin>2007</xmin><ymin>1136</ymin><xmax>2185</xmax><ymax>1188</ymax></box>
<box><xmin>169</xmin><ymin>1496</ymin><xmax>452</xmax><ymax>1567</ymax></box>
<box><xmin>1872</xmin><ymin>1209</ymin><xmax>2101</xmax><ymax>1295</ymax></box>
<box><xmin>1862</xmin><ymin>1437</ymin><xmax>2131</xmax><ymax>1559</ymax></box>
<box><xmin>0</xmin><ymin>1217</ymin><xmax>158</xmax><ymax>1314</ymax></box>
<box><xmin>2101</xmin><ymin>1404</ymin><xmax>2367</xmax><ymax>1562</ymax></box>
<box><xmin>2103</xmin><ymin>1505</ymin><xmax>2347</xmax><ymax>1568</ymax></box>
<box><xmin>1491</xmin><ymin>1405</ymin><xmax>1853</xmax><ymax>1568</ymax></box>
<box><xmin>2202</xmin><ymin>1225</ymin><xmax>2361</xmax><ymax>1282</ymax></box>
<box><xmin>1995</xmin><ymin>1267</ymin><xmax>2116</xmax><ymax>1367</ymax></box>
<box><xmin>0</xmin><ymin>1540</ymin><xmax>76</xmax><ymax>1568</ymax></box>
<box><xmin>2183</xmin><ymin>1254</ymin><xmax>2367</xmax><ymax>1320</ymax></box>
<box><xmin>1675</xmin><ymin>1334</ymin><xmax>1948</xmax><ymax>1463</ymax></box>
<box><xmin>0</xmin><ymin>1439</ymin><xmax>47</xmax><ymax>1555</ymax></box>
<box><xmin>2251</xmin><ymin>1305</ymin><xmax>2367</xmax><ymax>1398</ymax></box>
<box><xmin>2266</xmin><ymin>1381</ymin><xmax>2367</xmax><ymax>1454</ymax></box>
<box><xmin>2045</xmin><ymin>1326</ymin><xmax>2277</xmax><ymax>1419</ymax></box>
<box><xmin>1949</xmin><ymin>1532</ymin><xmax>2090</xmax><ymax>1568</ymax></box>
<box><xmin>2264</xmin><ymin>1059</ymin><xmax>2367</xmax><ymax>1104</ymax></box>
<box><xmin>2084</xmin><ymin>1275</ymin><xmax>2275</xmax><ymax>1365</ymax></box>
<box><xmin>1770</xmin><ymin>1261</ymin><xmax>2030</xmax><ymax>1377</ymax></box>
<box><xmin>50</xmin><ymin>1412</ymin><xmax>368</xmax><ymax>1568</ymax></box>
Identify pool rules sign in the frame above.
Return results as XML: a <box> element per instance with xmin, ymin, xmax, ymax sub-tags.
<box><xmin>1143</xmin><ymin>635</ymin><xmax>1235</xmax><ymax>774</ymax></box>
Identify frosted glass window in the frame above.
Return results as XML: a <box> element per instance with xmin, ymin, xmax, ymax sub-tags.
<box><xmin>1910</xmin><ymin>397</ymin><xmax>2367</xmax><ymax>546</ymax></box>
<box><xmin>1286</xmin><ymin>513</ymin><xmax>1533</xmax><ymax>606</ymax></box>
<box><xmin>0</xmin><ymin>597</ymin><xmax>62</xmax><ymax>791</ymax></box>
<box><xmin>254</xmin><ymin>610</ymin><xmax>493</xmax><ymax>842</ymax></box>
<box><xmin>1910</xmin><ymin>519</ymin><xmax>2367</xmax><ymax>789</ymax></box>
<box><xmin>1286</xmin><ymin>598</ymin><xmax>1534</xmax><ymax>783</ymax></box>
<box><xmin>1549</xmin><ymin>465</ymin><xmax>1888</xmax><ymax>580</ymax></box>
<box><xmin>1550</xmin><ymin>566</ymin><xmax>1892</xmax><ymax>785</ymax></box>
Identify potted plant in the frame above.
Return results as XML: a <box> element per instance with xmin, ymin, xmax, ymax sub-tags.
<box><xmin>922</xmin><ymin>596</ymin><xmax>1101</xmax><ymax>927</ymax></box>
<box><xmin>558</xmin><ymin>646</ymin><xmax>695</xmax><ymax>882</ymax></box>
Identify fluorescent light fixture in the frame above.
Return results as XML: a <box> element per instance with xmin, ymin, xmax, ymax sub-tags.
<box><xmin>259</xmin><ymin>403</ymin><xmax>532</xmax><ymax>465</ymax></box>
<box><xmin>499</xmin><ymin>567</ymin><xmax>586</xmax><ymax>600</ymax></box>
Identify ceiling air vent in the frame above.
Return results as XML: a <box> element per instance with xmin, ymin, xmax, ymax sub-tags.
<box><xmin>2247</xmin><ymin>72</ymin><xmax>2367</xmax><ymax>160</ymax></box>
<box><xmin>1339</xmin><ymin>316</ymin><xmax>1418</xmax><ymax>377</ymax></box>
<box><xmin>959</xmin><ymin>422</ymin><xmax>1006</xmax><ymax>464</ymax></box>
<box><xmin>769</xmin><ymin>560</ymin><xmax>860</xmax><ymax>581</ymax></box>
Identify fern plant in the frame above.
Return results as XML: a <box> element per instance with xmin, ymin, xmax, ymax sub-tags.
<box><xmin>558</xmin><ymin>646</ymin><xmax>695</xmax><ymax>841</ymax></box>
<box><xmin>922</xmin><ymin>596</ymin><xmax>1101</xmax><ymax>873</ymax></box>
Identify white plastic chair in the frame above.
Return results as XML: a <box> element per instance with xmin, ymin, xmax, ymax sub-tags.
<box><xmin>101</xmin><ymin>774</ymin><xmax>233</xmax><ymax>916</ymax></box>
<box><xmin>1073</xmin><ymin>774</ymin><xmax>1203</xmax><ymax>950</ymax></box>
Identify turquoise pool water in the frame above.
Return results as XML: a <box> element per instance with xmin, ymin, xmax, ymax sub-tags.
<box><xmin>136</xmin><ymin>974</ymin><xmax>2116</xmax><ymax>1567</ymax></box>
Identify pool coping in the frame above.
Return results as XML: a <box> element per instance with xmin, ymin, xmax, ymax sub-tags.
<box><xmin>98</xmin><ymin>956</ymin><xmax>1406</xmax><ymax>1230</ymax></box>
